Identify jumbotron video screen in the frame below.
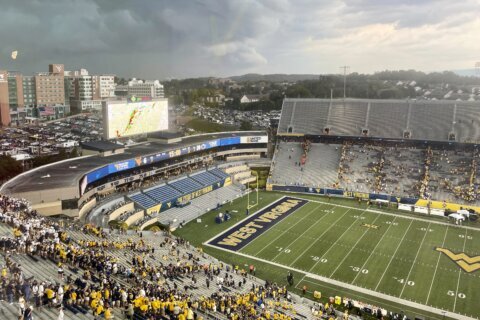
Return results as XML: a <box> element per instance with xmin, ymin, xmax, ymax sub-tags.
<box><xmin>103</xmin><ymin>99</ymin><xmax>168</xmax><ymax>139</ymax></box>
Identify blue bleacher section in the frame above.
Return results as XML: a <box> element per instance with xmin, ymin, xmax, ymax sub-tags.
<box><xmin>128</xmin><ymin>169</ymin><xmax>231</xmax><ymax>211</ymax></box>
<box><xmin>129</xmin><ymin>193</ymin><xmax>158</xmax><ymax>209</ymax></box>
<box><xmin>190</xmin><ymin>171</ymin><xmax>223</xmax><ymax>186</ymax></box>
<box><xmin>144</xmin><ymin>184</ymin><xmax>182</xmax><ymax>203</ymax></box>
<box><xmin>169</xmin><ymin>177</ymin><xmax>203</xmax><ymax>194</ymax></box>
<box><xmin>210</xmin><ymin>168</ymin><xmax>229</xmax><ymax>179</ymax></box>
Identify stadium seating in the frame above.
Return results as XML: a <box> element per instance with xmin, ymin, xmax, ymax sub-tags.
<box><xmin>169</xmin><ymin>176</ymin><xmax>203</xmax><ymax>194</ymax></box>
<box><xmin>278</xmin><ymin>99</ymin><xmax>329</xmax><ymax>135</ymax></box>
<box><xmin>381</xmin><ymin>147</ymin><xmax>424</xmax><ymax>197</ymax></box>
<box><xmin>155</xmin><ymin>184</ymin><xmax>244</xmax><ymax>228</ymax></box>
<box><xmin>409</xmin><ymin>102</ymin><xmax>454</xmax><ymax>140</ymax></box>
<box><xmin>367</xmin><ymin>101</ymin><xmax>409</xmax><ymax>138</ymax></box>
<box><xmin>209</xmin><ymin>168</ymin><xmax>230</xmax><ymax>179</ymax></box>
<box><xmin>278</xmin><ymin>98</ymin><xmax>480</xmax><ymax>142</ymax></box>
<box><xmin>190</xmin><ymin>170</ymin><xmax>223</xmax><ymax>186</ymax></box>
<box><xmin>127</xmin><ymin>192</ymin><xmax>157</xmax><ymax>209</ymax></box>
<box><xmin>144</xmin><ymin>183</ymin><xmax>182</xmax><ymax>203</ymax></box>
<box><xmin>269</xmin><ymin>142</ymin><xmax>304</xmax><ymax>185</ymax></box>
<box><xmin>300</xmin><ymin>143</ymin><xmax>341</xmax><ymax>187</ymax></box>
<box><xmin>0</xmin><ymin>194</ymin><xmax>319</xmax><ymax>320</ymax></box>
<box><xmin>455</xmin><ymin>103</ymin><xmax>480</xmax><ymax>142</ymax></box>
<box><xmin>327</xmin><ymin>101</ymin><xmax>368</xmax><ymax>136</ymax></box>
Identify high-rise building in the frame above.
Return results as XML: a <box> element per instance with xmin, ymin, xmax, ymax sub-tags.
<box><xmin>35</xmin><ymin>64</ymin><xmax>65</xmax><ymax>106</ymax></box>
<box><xmin>7</xmin><ymin>71</ymin><xmax>24</xmax><ymax>109</ymax></box>
<box><xmin>22</xmin><ymin>76</ymin><xmax>36</xmax><ymax>107</ymax></box>
<box><xmin>97</xmin><ymin>75</ymin><xmax>115</xmax><ymax>99</ymax></box>
<box><xmin>0</xmin><ymin>70</ymin><xmax>11</xmax><ymax>126</ymax></box>
<box><xmin>116</xmin><ymin>79</ymin><xmax>164</xmax><ymax>99</ymax></box>
<box><xmin>75</xmin><ymin>76</ymin><xmax>94</xmax><ymax>100</ymax></box>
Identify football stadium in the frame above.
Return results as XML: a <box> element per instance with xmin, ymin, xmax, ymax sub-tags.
<box><xmin>1</xmin><ymin>98</ymin><xmax>480</xmax><ymax>319</ymax></box>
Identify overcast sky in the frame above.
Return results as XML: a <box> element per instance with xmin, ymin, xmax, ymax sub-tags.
<box><xmin>0</xmin><ymin>0</ymin><xmax>479</xmax><ymax>79</ymax></box>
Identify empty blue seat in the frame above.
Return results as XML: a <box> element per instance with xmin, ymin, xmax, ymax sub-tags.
<box><xmin>144</xmin><ymin>184</ymin><xmax>182</xmax><ymax>203</ymax></box>
<box><xmin>190</xmin><ymin>171</ymin><xmax>222</xmax><ymax>186</ymax></box>
<box><xmin>169</xmin><ymin>177</ymin><xmax>203</xmax><ymax>194</ymax></box>
<box><xmin>129</xmin><ymin>193</ymin><xmax>157</xmax><ymax>209</ymax></box>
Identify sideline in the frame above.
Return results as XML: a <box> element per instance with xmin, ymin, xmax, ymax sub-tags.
<box><xmin>300</xmin><ymin>197</ymin><xmax>480</xmax><ymax>232</ymax></box>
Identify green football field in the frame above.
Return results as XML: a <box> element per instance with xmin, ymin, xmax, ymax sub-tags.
<box><xmin>205</xmin><ymin>196</ymin><xmax>480</xmax><ymax>319</ymax></box>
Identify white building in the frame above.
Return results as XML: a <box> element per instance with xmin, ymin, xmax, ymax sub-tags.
<box><xmin>98</xmin><ymin>75</ymin><xmax>115</xmax><ymax>98</ymax></box>
<box><xmin>240</xmin><ymin>94</ymin><xmax>260</xmax><ymax>104</ymax></box>
<box><xmin>76</xmin><ymin>76</ymin><xmax>94</xmax><ymax>100</ymax></box>
<box><xmin>71</xmin><ymin>99</ymin><xmax>103</xmax><ymax>111</ymax></box>
<box><xmin>116</xmin><ymin>78</ymin><xmax>164</xmax><ymax>98</ymax></box>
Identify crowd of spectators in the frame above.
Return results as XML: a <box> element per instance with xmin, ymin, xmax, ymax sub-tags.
<box><xmin>0</xmin><ymin>194</ymin><xmax>327</xmax><ymax>319</ymax></box>
<box><xmin>271</xmin><ymin>138</ymin><xmax>480</xmax><ymax>205</ymax></box>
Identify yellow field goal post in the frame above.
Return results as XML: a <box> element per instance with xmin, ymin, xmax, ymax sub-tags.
<box><xmin>247</xmin><ymin>171</ymin><xmax>259</xmax><ymax>211</ymax></box>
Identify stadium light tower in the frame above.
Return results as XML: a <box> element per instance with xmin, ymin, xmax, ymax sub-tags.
<box><xmin>340</xmin><ymin>66</ymin><xmax>350</xmax><ymax>99</ymax></box>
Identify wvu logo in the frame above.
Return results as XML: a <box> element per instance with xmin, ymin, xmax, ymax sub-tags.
<box><xmin>362</xmin><ymin>223</ymin><xmax>379</xmax><ymax>230</ymax></box>
<box><xmin>436</xmin><ymin>247</ymin><xmax>480</xmax><ymax>273</ymax></box>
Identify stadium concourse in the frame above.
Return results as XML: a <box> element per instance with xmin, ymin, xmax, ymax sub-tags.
<box><xmin>0</xmin><ymin>194</ymin><xmax>340</xmax><ymax>320</ymax></box>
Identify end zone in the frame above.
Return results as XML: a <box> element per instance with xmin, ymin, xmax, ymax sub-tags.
<box><xmin>206</xmin><ymin>196</ymin><xmax>308</xmax><ymax>251</ymax></box>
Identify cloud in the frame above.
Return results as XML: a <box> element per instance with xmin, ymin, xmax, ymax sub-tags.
<box><xmin>0</xmin><ymin>0</ymin><xmax>478</xmax><ymax>78</ymax></box>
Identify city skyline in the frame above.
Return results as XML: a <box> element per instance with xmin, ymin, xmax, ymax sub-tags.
<box><xmin>0</xmin><ymin>0</ymin><xmax>479</xmax><ymax>79</ymax></box>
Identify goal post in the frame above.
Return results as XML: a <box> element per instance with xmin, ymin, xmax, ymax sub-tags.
<box><xmin>247</xmin><ymin>171</ymin><xmax>259</xmax><ymax>210</ymax></box>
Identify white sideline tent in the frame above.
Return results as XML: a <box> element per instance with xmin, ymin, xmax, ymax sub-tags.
<box><xmin>457</xmin><ymin>209</ymin><xmax>471</xmax><ymax>218</ymax></box>
<box><xmin>449</xmin><ymin>213</ymin><xmax>466</xmax><ymax>222</ymax></box>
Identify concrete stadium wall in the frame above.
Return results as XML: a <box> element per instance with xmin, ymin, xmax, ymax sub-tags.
<box><xmin>125</xmin><ymin>210</ymin><xmax>145</xmax><ymax>226</ymax></box>
<box><xmin>224</xmin><ymin>165</ymin><xmax>248</xmax><ymax>174</ymax></box>
<box><xmin>233</xmin><ymin>171</ymin><xmax>252</xmax><ymax>180</ymax></box>
<box><xmin>14</xmin><ymin>186</ymin><xmax>78</xmax><ymax>205</ymax></box>
<box><xmin>140</xmin><ymin>217</ymin><xmax>158</xmax><ymax>230</ymax></box>
<box><xmin>108</xmin><ymin>202</ymin><xmax>135</xmax><ymax>222</ymax></box>
<box><xmin>217</xmin><ymin>148</ymin><xmax>267</xmax><ymax>156</ymax></box>
<box><xmin>32</xmin><ymin>201</ymin><xmax>63</xmax><ymax>217</ymax></box>
<box><xmin>78</xmin><ymin>198</ymin><xmax>96</xmax><ymax>220</ymax></box>
<box><xmin>226</xmin><ymin>154</ymin><xmax>261</xmax><ymax>161</ymax></box>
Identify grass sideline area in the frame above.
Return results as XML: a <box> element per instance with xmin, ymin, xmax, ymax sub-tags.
<box><xmin>174</xmin><ymin>191</ymin><xmax>479</xmax><ymax>320</ymax></box>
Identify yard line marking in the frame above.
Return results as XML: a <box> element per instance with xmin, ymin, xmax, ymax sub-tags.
<box><xmin>374</xmin><ymin>219</ymin><xmax>414</xmax><ymax>291</ymax></box>
<box><xmin>329</xmin><ymin>213</ymin><xmax>383</xmax><ymax>278</ymax></box>
<box><xmin>306</xmin><ymin>209</ymin><xmax>369</xmax><ymax>273</ymax></box>
<box><xmin>426</xmin><ymin>225</ymin><xmax>449</xmax><ymax>305</ymax></box>
<box><xmin>453</xmin><ymin>228</ymin><xmax>468</xmax><ymax>313</ymax></box>
<box><xmin>296</xmin><ymin>196</ymin><xmax>479</xmax><ymax>232</ymax></box>
<box><xmin>202</xmin><ymin>241</ymin><xmax>477</xmax><ymax>320</ymax></box>
<box><xmin>250</xmin><ymin>202</ymin><xmax>324</xmax><ymax>256</ymax></box>
<box><xmin>288</xmin><ymin>208</ymin><xmax>353</xmax><ymax>267</ymax></box>
<box><xmin>351</xmin><ymin>216</ymin><xmax>398</xmax><ymax>285</ymax></box>
<box><xmin>399</xmin><ymin>222</ymin><xmax>431</xmax><ymax>298</ymax></box>
<box><xmin>270</xmin><ymin>204</ymin><xmax>333</xmax><ymax>262</ymax></box>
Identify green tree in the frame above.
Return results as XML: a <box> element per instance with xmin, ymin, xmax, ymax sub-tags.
<box><xmin>240</xmin><ymin>120</ymin><xmax>253</xmax><ymax>131</ymax></box>
<box><xmin>0</xmin><ymin>155</ymin><xmax>23</xmax><ymax>181</ymax></box>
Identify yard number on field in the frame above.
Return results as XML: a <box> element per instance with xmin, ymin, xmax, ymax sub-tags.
<box><xmin>393</xmin><ymin>277</ymin><xmax>415</xmax><ymax>286</ymax></box>
<box><xmin>276</xmin><ymin>247</ymin><xmax>291</xmax><ymax>253</ymax></box>
<box><xmin>458</xmin><ymin>234</ymin><xmax>473</xmax><ymax>240</ymax></box>
<box><xmin>350</xmin><ymin>266</ymin><xmax>369</xmax><ymax>274</ymax></box>
<box><xmin>311</xmin><ymin>256</ymin><xmax>328</xmax><ymax>263</ymax></box>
